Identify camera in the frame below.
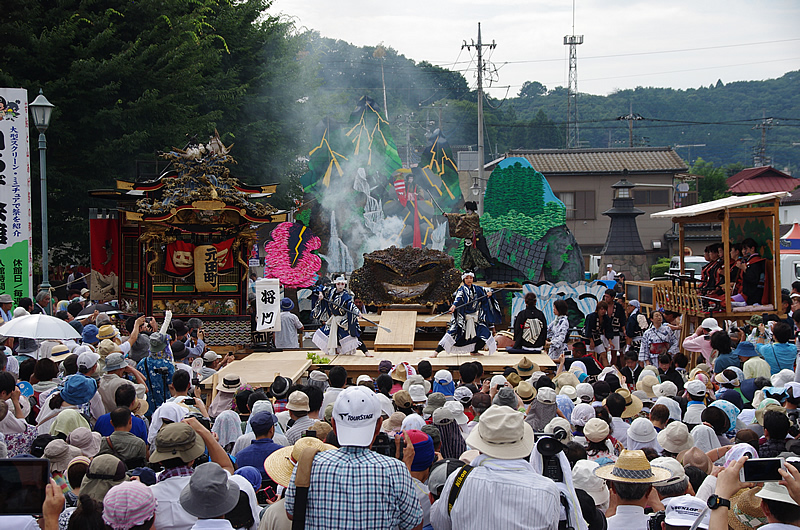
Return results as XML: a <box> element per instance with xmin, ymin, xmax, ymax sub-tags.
<box><xmin>187</xmin><ymin>412</ymin><xmax>211</xmax><ymax>431</ymax></box>
<box><xmin>190</xmin><ymin>329</ymin><xmax>198</xmax><ymax>339</ymax></box>
<box><xmin>534</xmin><ymin>433</ymin><xmax>565</xmax><ymax>482</ymax></box>
<box><xmin>153</xmin><ymin>366</ymin><xmax>171</xmax><ymax>375</ymax></box>
<box><xmin>183</xmin><ymin>398</ymin><xmax>196</xmax><ymax>406</ymax></box>
<box><xmin>371</xmin><ymin>431</ymin><xmax>403</xmax><ymax>460</ymax></box>
<box><xmin>648</xmin><ymin>511</ymin><xmax>666</xmax><ymax>530</ymax></box>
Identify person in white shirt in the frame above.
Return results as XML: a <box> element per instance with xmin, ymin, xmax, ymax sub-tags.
<box><xmin>431</xmin><ymin>405</ymin><xmax>562</xmax><ymax>529</ymax></box>
<box><xmin>604</xmin><ymin>264</ymin><xmax>617</xmax><ymax>281</ymax></box>
<box><xmin>274</xmin><ymin>298</ymin><xmax>304</xmax><ymax>349</ymax></box>
<box><xmin>149</xmin><ymin>418</ymin><xmax>237</xmax><ymax>530</ymax></box>
<box><xmin>284</xmin><ymin>390</ymin><xmax>315</xmax><ymax>444</ymax></box>
<box><xmin>595</xmin><ymin>449</ymin><xmax>671</xmax><ymax>530</ymax></box>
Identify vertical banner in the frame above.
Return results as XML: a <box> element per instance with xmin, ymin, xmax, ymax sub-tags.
<box><xmin>194</xmin><ymin>245</ymin><xmax>218</xmax><ymax>292</ymax></box>
<box><xmin>0</xmin><ymin>88</ymin><xmax>32</xmax><ymax>304</ymax></box>
<box><xmin>88</xmin><ymin>210</ymin><xmax>120</xmax><ymax>301</ymax></box>
<box><xmin>255</xmin><ymin>278</ymin><xmax>281</xmax><ymax>332</ymax></box>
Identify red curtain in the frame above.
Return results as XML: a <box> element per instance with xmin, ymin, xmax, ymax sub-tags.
<box><xmin>89</xmin><ymin>219</ymin><xmax>120</xmax><ymax>276</ymax></box>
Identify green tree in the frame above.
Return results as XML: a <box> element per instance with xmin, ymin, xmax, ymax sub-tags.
<box><xmin>0</xmin><ymin>0</ymin><xmax>305</xmax><ymax>267</ymax></box>
<box><xmin>691</xmin><ymin>157</ymin><xmax>730</xmax><ymax>203</ymax></box>
<box><xmin>519</xmin><ymin>81</ymin><xmax>547</xmax><ymax>99</ymax></box>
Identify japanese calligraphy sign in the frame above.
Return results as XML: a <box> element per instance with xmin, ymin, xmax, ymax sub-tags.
<box><xmin>255</xmin><ymin>278</ymin><xmax>281</xmax><ymax>332</ymax></box>
<box><xmin>194</xmin><ymin>244</ymin><xmax>218</xmax><ymax>292</ymax></box>
<box><xmin>0</xmin><ymin>88</ymin><xmax>32</xmax><ymax>303</ymax></box>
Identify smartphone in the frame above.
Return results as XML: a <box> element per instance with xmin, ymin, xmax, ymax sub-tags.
<box><xmin>0</xmin><ymin>458</ymin><xmax>50</xmax><ymax>515</ymax></box>
<box><xmin>740</xmin><ymin>457</ymin><xmax>785</xmax><ymax>483</ymax></box>
<box><xmin>303</xmin><ymin>430</ymin><xmax>317</xmax><ymax>438</ymax></box>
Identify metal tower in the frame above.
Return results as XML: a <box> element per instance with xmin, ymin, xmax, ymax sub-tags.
<box><xmin>564</xmin><ymin>1</ymin><xmax>583</xmax><ymax>149</ymax></box>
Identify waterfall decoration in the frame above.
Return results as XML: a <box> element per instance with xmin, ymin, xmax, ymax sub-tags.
<box><xmin>263</xmin><ymin>222</ymin><xmax>322</xmax><ymax>289</ymax></box>
<box><xmin>322</xmin><ymin>211</ymin><xmax>355</xmax><ymax>274</ymax></box>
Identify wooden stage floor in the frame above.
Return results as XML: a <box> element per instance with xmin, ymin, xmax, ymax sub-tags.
<box><xmin>230</xmin><ymin>349</ymin><xmax>556</xmax><ymax>380</ymax></box>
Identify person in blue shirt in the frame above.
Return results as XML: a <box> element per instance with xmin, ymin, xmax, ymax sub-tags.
<box><xmin>93</xmin><ymin>384</ymin><xmax>149</xmax><ymax>444</ymax></box>
<box><xmin>234</xmin><ymin>410</ymin><xmax>282</xmax><ymax>483</ymax></box>
<box><xmin>137</xmin><ymin>333</ymin><xmax>174</xmax><ymax>416</ymax></box>
<box><xmin>756</xmin><ymin>322</ymin><xmax>796</xmax><ymax>375</ymax></box>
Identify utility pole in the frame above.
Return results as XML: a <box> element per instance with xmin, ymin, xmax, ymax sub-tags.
<box><xmin>463</xmin><ymin>23</ymin><xmax>495</xmax><ymax>215</ymax></box>
<box><xmin>564</xmin><ymin>0</ymin><xmax>583</xmax><ymax>148</ymax></box>
<box><xmin>617</xmin><ymin>104</ymin><xmax>643</xmax><ymax>148</ymax></box>
<box><xmin>752</xmin><ymin>111</ymin><xmax>773</xmax><ymax>167</ymax></box>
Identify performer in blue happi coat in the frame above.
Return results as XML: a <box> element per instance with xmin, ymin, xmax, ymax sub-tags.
<box><xmin>311</xmin><ymin>276</ymin><xmax>373</xmax><ymax>356</ymax></box>
<box><xmin>430</xmin><ymin>270</ymin><xmax>501</xmax><ymax>357</ymax></box>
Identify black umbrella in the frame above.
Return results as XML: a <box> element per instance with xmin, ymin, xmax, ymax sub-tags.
<box><xmin>76</xmin><ymin>303</ymin><xmax>122</xmax><ymax>317</ymax></box>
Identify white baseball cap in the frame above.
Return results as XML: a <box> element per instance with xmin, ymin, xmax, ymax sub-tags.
<box><xmin>77</xmin><ymin>351</ymin><xmax>100</xmax><ymax>370</ymax></box>
<box><xmin>332</xmin><ymin>386</ymin><xmax>382</xmax><ymax>447</ymax></box>
<box><xmin>434</xmin><ymin>369</ymin><xmax>453</xmax><ymax>386</ymax></box>
<box><xmin>203</xmin><ymin>351</ymin><xmax>221</xmax><ymax>362</ymax></box>
<box><xmin>444</xmin><ymin>400</ymin><xmax>469</xmax><ymax>425</ymax></box>
<box><xmin>490</xmin><ymin>375</ymin><xmax>507</xmax><ymax>389</ymax></box>
<box><xmin>664</xmin><ymin>494</ymin><xmax>710</xmax><ymax>529</ymax></box>
<box><xmin>454</xmin><ymin>386</ymin><xmax>473</xmax><ymax>405</ymax></box>
<box><xmin>700</xmin><ymin>317</ymin><xmax>722</xmax><ymax>332</ymax></box>
<box><xmin>685</xmin><ymin>379</ymin><xmax>706</xmax><ymax>397</ymax></box>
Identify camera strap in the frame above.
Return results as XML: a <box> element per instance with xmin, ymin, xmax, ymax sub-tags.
<box><xmin>447</xmin><ymin>464</ymin><xmax>474</xmax><ymax>515</ymax></box>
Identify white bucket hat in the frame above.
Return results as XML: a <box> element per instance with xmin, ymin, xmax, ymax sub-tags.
<box><xmin>464</xmin><ymin>405</ymin><xmax>534</xmax><ymax>459</ymax></box>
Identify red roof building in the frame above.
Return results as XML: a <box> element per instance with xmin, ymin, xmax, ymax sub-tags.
<box><xmin>727</xmin><ymin>166</ymin><xmax>798</xmax><ymax>195</ymax></box>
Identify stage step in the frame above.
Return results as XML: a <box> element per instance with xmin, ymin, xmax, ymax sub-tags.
<box><xmin>373</xmin><ymin>310</ymin><xmax>417</xmax><ymax>351</ymax></box>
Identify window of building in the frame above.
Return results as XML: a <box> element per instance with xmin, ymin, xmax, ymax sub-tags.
<box><xmin>633</xmin><ymin>189</ymin><xmax>670</xmax><ymax>206</ymax></box>
<box><xmin>556</xmin><ymin>191</ymin><xmax>595</xmax><ymax>220</ymax></box>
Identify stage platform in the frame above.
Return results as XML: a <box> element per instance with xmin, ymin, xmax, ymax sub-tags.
<box><xmin>200</xmin><ymin>349</ymin><xmax>556</xmax><ymax>403</ymax></box>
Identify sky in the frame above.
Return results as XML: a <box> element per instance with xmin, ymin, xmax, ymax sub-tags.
<box><xmin>279</xmin><ymin>0</ymin><xmax>800</xmax><ymax>98</ymax></box>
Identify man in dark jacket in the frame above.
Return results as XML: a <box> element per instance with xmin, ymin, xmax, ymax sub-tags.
<box><xmin>509</xmin><ymin>292</ymin><xmax>547</xmax><ymax>353</ymax></box>
<box><xmin>584</xmin><ymin>301</ymin><xmax>613</xmax><ymax>366</ymax></box>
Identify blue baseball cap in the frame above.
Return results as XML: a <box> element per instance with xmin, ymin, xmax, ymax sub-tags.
<box><xmin>249</xmin><ymin>411</ymin><xmax>277</xmax><ymax>435</ymax></box>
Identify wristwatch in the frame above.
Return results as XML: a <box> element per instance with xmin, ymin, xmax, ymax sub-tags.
<box><xmin>707</xmin><ymin>494</ymin><xmax>731</xmax><ymax>510</ymax></box>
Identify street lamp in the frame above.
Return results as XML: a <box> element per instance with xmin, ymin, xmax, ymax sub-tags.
<box><xmin>30</xmin><ymin>89</ymin><xmax>55</xmax><ymax>307</ymax></box>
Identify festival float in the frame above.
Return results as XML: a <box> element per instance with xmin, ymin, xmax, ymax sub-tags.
<box><xmin>89</xmin><ymin>131</ymin><xmax>285</xmax><ymax>347</ymax></box>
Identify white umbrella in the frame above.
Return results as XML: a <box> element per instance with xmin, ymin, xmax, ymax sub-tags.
<box><xmin>0</xmin><ymin>314</ymin><xmax>81</xmax><ymax>340</ymax></box>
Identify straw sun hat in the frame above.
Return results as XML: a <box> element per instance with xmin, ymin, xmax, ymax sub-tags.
<box><xmin>263</xmin><ymin>437</ymin><xmax>336</xmax><ymax>488</ymax></box>
<box><xmin>594</xmin><ymin>449</ymin><xmax>673</xmax><ymax>483</ymax></box>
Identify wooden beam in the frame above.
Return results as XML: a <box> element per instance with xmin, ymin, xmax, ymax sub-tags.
<box><xmin>774</xmin><ymin>200</ymin><xmax>781</xmax><ymax>306</ymax></box>
<box><xmin>679</xmin><ymin>224</ymin><xmax>685</xmax><ymax>271</ymax></box>
<box><xmin>729</xmin><ymin>207</ymin><xmax>778</xmax><ymax>218</ymax></box>
<box><xmin>723</xmin><ymin>209</ymin><xmax>731</xmax><ymax>312</ymax></box>
<box><xmin>672</xmin><ymin>212</ymin><xmax>725</xmax><ymax>224</ymax></box>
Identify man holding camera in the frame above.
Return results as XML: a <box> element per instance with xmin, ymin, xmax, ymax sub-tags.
<box><xmin>184</xmin><ymin>317</ymin><xmax>206</xmax><ymax>359</ymax></box>
<box><xmin>285</xmin><ymin>385</ymin><xmax>422</xmax><ymax>529</ymax></box>
<box><xmin>431</xmin><ymin>405</ymin><xmax>561</xmax><ymax>529</ymax></box>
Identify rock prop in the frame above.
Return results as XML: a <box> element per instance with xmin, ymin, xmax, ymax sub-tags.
<box><xmin>350</xmin><ymin>246</ymin><xmax>461</xmax><ymax>306</ymax></box>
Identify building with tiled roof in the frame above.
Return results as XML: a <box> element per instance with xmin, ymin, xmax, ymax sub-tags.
<box><xmin>728</xmin><ymin>166</ymin><xmax>798</xmax><ymax>195</ymax></box>
<box><xmin>481</xmin><ymin>148</ymin><xmax>689</xmax><ymax>263</ymax></box>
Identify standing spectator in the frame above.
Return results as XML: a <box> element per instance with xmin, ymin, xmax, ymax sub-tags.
<box><xmin>595</xmin><ymin>450</ymin><xmax>671</xmax><ymax>529</ymax></box>
<box><xmin>756</xmin><ymin>322</ymin><xmax>796</xmax><ymax>374</ymax></box>
<box><xmin>184</xmin><ymin>317</ymin><xmax>206</xmax><ymax>359</ymax></box>
<box><xmin>624</xmin><ymin>300</ymin><xmax>648</xmax><ymax>353</ymax></box>
<box><xmin>546</xmin><ymin>299</ymin><xmax>570</xmax><ymax>361</ymax></box>
<box><xmin>137</xmin><ymin>332</ymin><xmax>174</xmax><ymax>416</ymax></box>
<box><xmin>682</xmin><ymin>318</ymin><xmax>720</xmax><ymax>365</ymax></box>
<box><xmin>97</xmin><ymin>406</ymin><xmax>147</xmax><ymax>469</ymax></box>
<box><xmin>585</xmin><ymin>301</ymin><xmax>613</xmax><ymax>365</ymax></box>
<box><xmin>275</xmin><ymin>298</ymin><xmax>304</xmax><ymax>349</ymax></box>
<box><xmin>99</xmin><ymin>352</ymin><xmax>148</xmax><ymax>413</ymax></box>
<box><xmin>179</xmin><ymin>462</ymin><xmax>242</xmax><ymax>528</ymax></box>
<box><xmin>149</xmin><ymin>418</ymin><xmax>235</xmax><ymax>530</ymax></box>
<box><xmin>320</xmin><ymin>366</ymin><xmax>347</xmax><ymax>414</ymax></box>
<box><xmin>431</xmin><ymin>405</ymin><xmax>561</xmax><ymax>529</ymax></box>
<box><xmin>284</xmin><ymin>390</ymin><xmax>314</xmax><ymax>444</ymax></box>
<box><xmin>638</xmin><ymin>311</ymin><xmax>678</xmax><ymax>367</ymax></box>
<box><xmin>285</xmin><ymin>385</ymin><xmax>423</xmax><ymax>529</ymax></box>
<box><xmin>509</xmin><ymin>292</ymin><xmax>547</xmax><ymax>354</ymax></box>
<box><xmin>234</xmin><ymin>410</ymin><xmax>282</xmax><ymax>482</ymax></box>
<box><xmin>0</xmin><ymin>294</ymin><xmax>13</xmax><ymax>322</ymax></box>
<box><xmin>604</xmin><ymin>289</ymin><xmax>627</xmax><ymax>367</ymax></box>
